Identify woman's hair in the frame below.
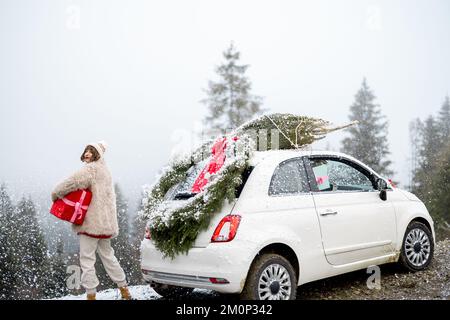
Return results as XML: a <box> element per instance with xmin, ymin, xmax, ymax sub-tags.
<box><xmin>80</xmin><ymin>145</ymin><xmax>100</xmax><ymax>162</ymax></box>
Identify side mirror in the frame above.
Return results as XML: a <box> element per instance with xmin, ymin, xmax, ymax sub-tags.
<box><xmin>376</xmin><ymin>178</ymin><xmax>388</xmax><ymax>201</ymax></box>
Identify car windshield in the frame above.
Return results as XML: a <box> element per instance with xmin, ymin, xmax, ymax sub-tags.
<box><xmin>164</xmin><ymin>159</ymin><xmax>208</xmax><ymax>200</ymax></box>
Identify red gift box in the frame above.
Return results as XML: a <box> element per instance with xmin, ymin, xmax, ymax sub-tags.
<box><xmin>50</xmin><ymin>189</ymin><xmax>92</xmax><ymax>225</ymax></box>
<box><xmin>191</xmin><ymin>137</ymin><xmax>228</xmax><ymax>193</ymax></box>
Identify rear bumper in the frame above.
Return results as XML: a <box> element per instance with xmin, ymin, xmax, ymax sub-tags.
<box><xmin>140</xmin><ymin>239</ymin><xmax>254</xmax><ymax>294</ymax></box>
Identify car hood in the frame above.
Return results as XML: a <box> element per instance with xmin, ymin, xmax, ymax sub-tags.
<box><xmin>396</xmin><ymin>188</ymin><xmax>422</xmax><ymax>202</ymax></box>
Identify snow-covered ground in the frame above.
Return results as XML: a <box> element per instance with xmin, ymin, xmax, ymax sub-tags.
<box><xmin>55</xmin><ymin>285</ymin><xmax>216</xmax><ymax>300</ymax></box>
<box><xmin>56</xmin><ymin>285</ymin><xmax>160</xmax><ymax>300</ymax></box>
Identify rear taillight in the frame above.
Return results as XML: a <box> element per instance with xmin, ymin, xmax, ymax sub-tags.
<box><xmin>211</xmin><ymin>215</ymin><xmax>241</xmax><ymax>243</ymax></box>
<box><xmin>144</xmin><ymin>226</ymin><xmax>151</xmax><ymax>240</ymax></box>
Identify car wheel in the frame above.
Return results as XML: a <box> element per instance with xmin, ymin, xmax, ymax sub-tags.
<box><xmin>241</xmin><ymin>253</ymin><xmax>297</xmax><ymax>300</ymax></box>
<box><xmin>151</xmin><ymin>283</ymin><xmax>194</xmax><ymax>299</ymax></box>
<box><xmin>399</xmin><ymin>221</ymin><xmax>434</xmax><ymax>272</ymax></box>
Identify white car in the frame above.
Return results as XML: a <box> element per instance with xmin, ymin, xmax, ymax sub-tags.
<box><xmin>141</xmin><ymin>150</ymin><xmax>435</xmax><ymax>300</ymax></box>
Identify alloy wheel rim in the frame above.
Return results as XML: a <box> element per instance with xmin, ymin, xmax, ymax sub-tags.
<box><xmin>258</xmin><ymin>263</ymin><xmax>292</xmax><ymax>300</ymax></box>
<box><xmin>405</xmin><ymin>228</ymin><xmax>431</xmax><ymax>267</ymax></box>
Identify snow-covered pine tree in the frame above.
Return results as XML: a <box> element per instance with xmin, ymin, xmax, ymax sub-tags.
<box><xmin>12</xmin><ymin>197</ymin><xmax>49</xmax><ymax>299</ymax></box>
<box><xmin>412</xmin><ymin>116</ymin><xmax>441</xmax><ymax>205</ymax></box>
<box><xmin>427</xmin><ymin>142</ymin><xmax>450</xmax><ymax>240</ymax></box>
<box><xmin>341</xmin><ymin>78</ymin><xmax>394</xmax><ymax>178</ymax></box>
<box><xmin>112</xmin><ymin>184</ymin><xmax>137</xmax><ymax>283</ymax></box>
<box><xmin>202</xmin><ymin>43</ymin><xmax>264</xmax><ymax>134</ymax></box>
<box><xmin>128</xmin><ymin>195</ymin><xmax>148</xmax><ymax>285</ymax></box>
<box><xmin>44</xmin><ymin>237</ymin><xmax>69</xmax><ymax>298</ymax></box>
<box><xmin>411</xmin><ymin>96</ymin><xmax>450</xmax><ymax>236</ymax></box>
<box><xmin>131</xmin><ymin>193</ymin><xmax>147</xmax><ymax>247</ymax></box>
<box><xmin>0</xmin><ymin>184</ymin><xmax>16</xmax><ymax>299</ymax></box>
<box><xmin>408</xmin><ymin>119</ymin><xmax>423</xmax><ymax>190</ymax></box>
<box><xmin>129</xmin><ymin>193</ymin><xmax>147</xmax><ymax>284</ymax></box>
<box><xmin>437</xmin><ymin>95</ymin><xmax>450</xmax><ymax>147</ymax></box>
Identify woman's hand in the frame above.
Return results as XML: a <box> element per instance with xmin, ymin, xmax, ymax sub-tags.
<box><xmin>51</xmin><ymin>192</ymin><xmax>59</xmax><ymax>202</ymax></box>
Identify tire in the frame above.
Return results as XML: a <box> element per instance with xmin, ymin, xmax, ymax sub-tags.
<box><xmin>398</xmin><ymin>221</ymin><xmax>434</xmax><ymax>272</ymax></box>
<box><xmin>151</xmin><ymin>283</ymin><xmax>194</xmax><ymax>299</ymax></box>
<box><xmin>241</xmin><ymin>253</ymin><xmax>297</xmax><ymax>300</ymax></box>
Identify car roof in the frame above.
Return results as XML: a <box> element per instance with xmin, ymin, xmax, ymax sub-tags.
<box><xmin>248</xmin><ymin>149</ymin><xmax>381</xmax><ymax>177</ymax></box>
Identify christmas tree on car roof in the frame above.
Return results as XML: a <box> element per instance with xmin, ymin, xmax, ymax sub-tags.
<box><xmin>237</xmin><ymin>113</ymin><xmax>357</xmax><ymax>150</ymax></box>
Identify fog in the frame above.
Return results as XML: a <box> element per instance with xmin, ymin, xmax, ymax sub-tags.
<box><xmin>1</xmin><ymin>0</ymin><xmax>449</xmax><ymax>214</ymax></box>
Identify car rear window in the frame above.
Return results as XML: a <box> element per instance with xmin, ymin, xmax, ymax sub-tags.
<box><xmin>269</xmin><ymin>158</ymin><xmax>309</xmax><ymax>196</ymax></box>
<box><xmin>164</xmin><ymin>161</ymin><xmax>254</xmax><ymax>200</ymax></box>
<box><xmin>164</xmin><ymin>159</ymin><xmax>208</xmax><ymax>200</ymax></box>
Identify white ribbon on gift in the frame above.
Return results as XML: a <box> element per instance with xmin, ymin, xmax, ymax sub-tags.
<box><xmin>62</xmin><ymin>190</ymin><xmax>88</xmax><ymax>223</ymax></box>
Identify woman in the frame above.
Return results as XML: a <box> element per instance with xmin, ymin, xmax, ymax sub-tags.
<box><xmin>51</xmin><ymin>141</ymin><xmax>131</xmax><ymax>300</ymax></box>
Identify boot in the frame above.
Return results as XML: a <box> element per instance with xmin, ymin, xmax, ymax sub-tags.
<box><xmin>87</xmin><ymin>293</ymin><xmax>96</xmax><ymax>300</ymax></box>
<box><xmin>119</xmin><ymin>286</ymin><xmax>131</xmax><ymax>300</ymax></box>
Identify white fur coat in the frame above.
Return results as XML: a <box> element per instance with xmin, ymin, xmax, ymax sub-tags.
<box><xmin>51</xmin><ymin>158</ymin><xmax>119</xmax><ymax>238</ymax></box>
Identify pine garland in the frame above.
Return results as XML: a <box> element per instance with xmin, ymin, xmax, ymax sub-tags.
<box><xmin>140</xmin><ymin>135</ymin><xmax>254</xmax><ymax>259</ymax></box>
<box><xmin>140</xmin><ymin>113</ymin><xmax>356</xmax><ymax>259</ymax></box>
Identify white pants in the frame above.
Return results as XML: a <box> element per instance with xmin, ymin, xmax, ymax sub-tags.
<box><xmin>79</xmin><ymin>234</ymin><xmax>127</xmax><ymax>294</ymax></box>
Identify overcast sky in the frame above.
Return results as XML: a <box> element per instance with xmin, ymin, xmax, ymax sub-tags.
<box><xmin>1</xmin><ymin>0</ymin><xmax>449</xmax><ymax>212</ymax></box>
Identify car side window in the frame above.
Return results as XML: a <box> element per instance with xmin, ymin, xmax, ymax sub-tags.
<box><xmin>269</xmin><ymin>159</ymin><xmax>309</xmax><ymax>196</ymax></box>
<box><xmin>309</xmin><ymin>158</ymin><xmax>375</xmax><ymax>192</ymax></box>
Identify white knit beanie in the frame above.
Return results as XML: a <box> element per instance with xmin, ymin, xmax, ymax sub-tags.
<box><xmin>87</xmin><ymin>140</ymin><xmax>108</xmax><ymax>158</ymax></box>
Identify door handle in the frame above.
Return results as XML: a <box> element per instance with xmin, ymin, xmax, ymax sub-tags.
<box><xmin>320</xmin><ymin>209</ymin><xmax>338</xmax><ymax>216</ymax></box>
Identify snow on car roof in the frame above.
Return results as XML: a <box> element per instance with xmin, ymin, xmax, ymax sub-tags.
<box><xmin>248</xmin><ymin>149</ymin><xmax>377</xmax><ymax>175</ymax></box>
<box><xmin>248</xmin><ymin>149</ymin><xmax>310</xmax><ymax>166</ymax></box>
